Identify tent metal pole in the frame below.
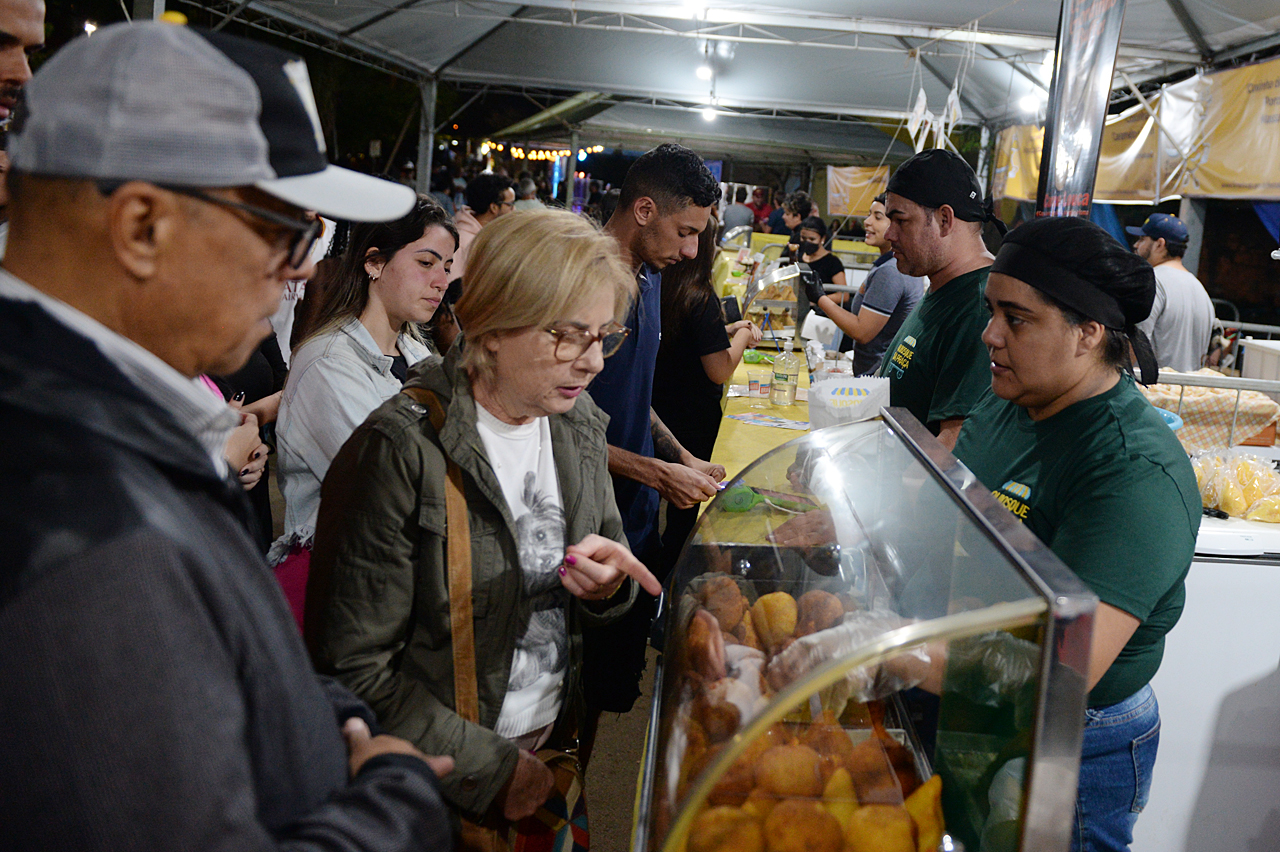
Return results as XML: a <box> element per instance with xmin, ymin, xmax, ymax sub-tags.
<box><xmin>435</xmin><ymin>86</ymin><xmax>489</xmax><ymax>134</ymax></box>
<box><xmin>417</xmin><ymin>77</ymin><xmax>437</xmax><ymax>195</ymax></box>
<box><xmin>211</xmin><ymin>0</ymin><xmax>253</xmax><ymax>31</ymax></box>
<box><xmin>565</xmin><ymin>129</ymin><xmax>579</xmax><ymax>209</ymax></box>
<box><xmin>894</xmin><ymin>37</ymin><xmax>987</xmax><ymax>123</ymax></box>
<box><xmin>1120</xmin><ymin>71</ymin><xmax>1189</xmax><ymax>163</ymax></box>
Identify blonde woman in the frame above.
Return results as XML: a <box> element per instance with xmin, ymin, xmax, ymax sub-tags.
<box><xmin>271</xmin><ymin>196</ymin><xmax>458</xmax><ymax>628</ymax></box>
<box><xmin>307</xmin><ymin>209</ymin><xmax>662</xmax><ymax>824</ymax></box>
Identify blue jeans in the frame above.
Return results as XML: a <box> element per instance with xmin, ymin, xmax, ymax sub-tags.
<box><xmin>1072</xmin><ymin>684</ymin><xmax>1160</xmax><ymax>852</ymax></box>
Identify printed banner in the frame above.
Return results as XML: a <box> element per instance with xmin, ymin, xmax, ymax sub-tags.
<box><xmin>994</xmin><ymin>107</ymin><xmax>1172</xmax><ymax>205</ymax></box>
<box><xmin>994</xmin><ymin>54</ymin><xmax>1280</xmax><ymax>204</ymax></box>
<box><xmin>1036</xmin><ymin>0</ymin><xmax>1128</xmax><ymax>216</ymax></box>
<box><xmin>1173</xmin><ymin>60</ymin><xmax>1280</xmax><ymax>198</ymax></box>
<box><xmin>1157</xmin><ymin>73</ymin><xmax>1208</xmax><ymax>199</ymax></box>
<box><xmin>991</xmin><ymin>124</ymin><xmax>1044</xmax><ymax>202</ymax></box>
<box><xmin>1095</xmin><ymin>102</ymin><xmax>1159</xmax><ymax>203</ymax></box>
<box><xmin>825</xmin><ymin>165</ymin><xmax>890</xmax><ymax>217</ymax></box>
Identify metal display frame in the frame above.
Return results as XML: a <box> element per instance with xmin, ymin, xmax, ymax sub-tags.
<box><xmin>632</xmin><ymin>408</ymin><xmax>1097</xmax><ymax>852</ymax></box>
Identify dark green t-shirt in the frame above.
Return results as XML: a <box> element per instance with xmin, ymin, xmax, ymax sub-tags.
<box><xmin>954</xmin><ymin>377</ymin><xmax>1199</xmax><ymax>707</ymax></box>
<box><xmin>877</xmin><ymin>267</ymin><xmax>992</xmax><ymax>433</ymax></box>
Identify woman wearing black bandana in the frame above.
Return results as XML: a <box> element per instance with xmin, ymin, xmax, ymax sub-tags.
<box><xmin>953</xmin><ymin>216</ymin><xmax>1200</xmax><ymax>852</ymax></box>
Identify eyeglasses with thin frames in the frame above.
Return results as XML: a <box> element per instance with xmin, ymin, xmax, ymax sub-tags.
<box><xmin>545</xmin><ymin>322</ymin><xmax>629</xmax><ymax>362</ymax></box>
<box><xmin>164</xmin><ymin>186</ymin><xmax>322</xmax><ymax>269</ymax></box>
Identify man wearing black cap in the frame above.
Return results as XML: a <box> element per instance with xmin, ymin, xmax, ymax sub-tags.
<box><xmin>875</xmin><ymin>148</ymin><xmax>1004</xmax><ymax>450</ymax></box>
<box><xmin>1126</xmin><ymin>212</ymin><xmax>1215</xmax><ymax>372</ymax></box>
<box><xmin>0</xmin><ymin>22</ymin><xmax>451</xmax><ymax>850</ymax></box>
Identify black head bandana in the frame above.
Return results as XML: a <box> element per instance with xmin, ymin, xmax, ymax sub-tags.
<box><xmin>887</xmin><ymin>148</ymin><xmax>1008</xmax><ymax>236</ymax></box>
<box><xmin>992</xmin><ymin>216</ymin><xmax>1159</xmax><ymax>384</ymax></box>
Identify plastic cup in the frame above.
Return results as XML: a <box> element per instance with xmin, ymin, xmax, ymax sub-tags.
<box><xmin>749</xmin><ymin>369</ymin><xmax>772</xmax><ymax>408</ymax></box>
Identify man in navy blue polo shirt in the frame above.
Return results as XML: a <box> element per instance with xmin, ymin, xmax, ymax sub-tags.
<box><xmin>581</xmin><ymin>144</ymin><xmax>722</xmax><ymax>730</ymax></box>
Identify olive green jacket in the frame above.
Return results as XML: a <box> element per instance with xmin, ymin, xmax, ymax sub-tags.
<box><xmin>309</xmin><ymin>346</ymin><xmax>636</xmax><ymax>820</ymax></box>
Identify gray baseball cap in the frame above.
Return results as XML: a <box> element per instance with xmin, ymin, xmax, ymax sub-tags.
<box><xmin>8</xmin><ymin>21</ymin><xmax>415</xmax><ymax>222</ymax></box>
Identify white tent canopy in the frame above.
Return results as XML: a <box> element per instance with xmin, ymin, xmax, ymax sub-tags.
<box><xmin>498</xmin><ymin>101</ymin><xmax>918</xmax><ymax>164</ymax></box>
<box><xmin>183</xmin><ymin>0</ymin><xmax>1280</xmax><ymax>165</ymax></box>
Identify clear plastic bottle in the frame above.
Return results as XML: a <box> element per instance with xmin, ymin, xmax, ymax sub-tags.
<box><xmin>771</xmin><ymin>343</ymin><xmax>801</xmax><ymax>406</ymax></box>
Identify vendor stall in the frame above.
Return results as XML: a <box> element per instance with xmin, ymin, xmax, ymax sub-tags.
<box><xmin>679</xmin><ymin>362</ymin><xmax>1280</xmax><ymax>852</ymax></box>
<box><xmin>1128</xmin><ymin>368</ymin><xmax>1280</xmax><ymax>852</ymax></box>
<box><xmin>636</xmin><ymin>409</ymin><xmax>1097</xmax><ymax>852</ymax></box>
<box><xmin>713</xmin><ymin>359</ymin><xmax>811</xmax><ymax>481</ymax></box>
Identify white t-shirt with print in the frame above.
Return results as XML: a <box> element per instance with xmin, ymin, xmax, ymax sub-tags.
<box><xmin>474</xmin><ymin>404</ymin><xmax>568</xmax><ymax>739</ymax></box>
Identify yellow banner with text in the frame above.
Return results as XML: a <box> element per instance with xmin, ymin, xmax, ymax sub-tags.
<box><xmin>1175</xmin><ymin>61</ymin><xmax>1280</xmax><ymax>198</ymax></box>
<box><xmin>991</xmin><ymin>54</ymin><xmax>1280</xmax><ymax>202</ymax></box>
<box><xmin>825</xmin><ymin>165</ymin><xmax>889</xmax><ymax>216</ymax></box>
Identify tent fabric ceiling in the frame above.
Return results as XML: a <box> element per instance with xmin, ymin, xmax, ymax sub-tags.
<box><xmin>194</xmin><ymin>0</ymin><xmax>1280</xmax><ymax>158</ymax></box>
<box><xmin>504</xmin><ymin>101</ymin><xmax>917</xmax><ymax>164</ymax></box>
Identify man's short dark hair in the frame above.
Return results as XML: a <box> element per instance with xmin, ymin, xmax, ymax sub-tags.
<box><xmin>1162</xmin><ymin>240</ymin><xmax>1187</xmax><ymax>259</ymax></box>
<box><xmin>734</xmin><ymin>185</ymin><xmax>748</xmax><ymax>203</ymax></box>
<box><xmin>465</xmin><ymin>173</ymin><xmax>514</xmax><ymax>214</ymax></box>
<box><xmin>599</xmin><ymin>187</ymin><xmax>621</xmax><ymax>224</ymax></box>
<box><xmin>617</xmin><ymin>143</ymin><xmax>721</xmax><ymax>214</ymax></box>
<box><xmin>784</xmin><ymin>190</ymin><xmax>813</xmax><ymax>219</ymax></box>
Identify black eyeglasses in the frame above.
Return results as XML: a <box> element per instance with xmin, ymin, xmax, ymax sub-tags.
<box><xmin>165</xmin><ymin>186</ymin><xmax>322</xmax><ymax>269</ymax></box>
<box><xmin>545</xmin><ymin>322</ymin><xmax>629</xmax><ymax>362</ymax></box>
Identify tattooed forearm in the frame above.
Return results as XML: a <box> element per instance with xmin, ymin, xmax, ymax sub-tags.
<box><xmin>650</xmin><ymin>409</ymin><xmax>683</xmax><ymax>463</ymax></box>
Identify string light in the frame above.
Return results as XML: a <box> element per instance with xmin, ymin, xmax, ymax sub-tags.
<box><xmin>508</xmin><ymin>146</ymin><xmax>600</xmax><ymax>160</ymax></box>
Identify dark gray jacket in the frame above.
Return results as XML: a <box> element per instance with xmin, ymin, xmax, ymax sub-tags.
<box><xmin>309</xmin><ymin>347</ymin><xmax>635</xmax><ymax>820</ymax></box>
<box><xmin>0</xmin><ymin>298</ymin><xmax>450</xmax><ymax>851</ymax></box>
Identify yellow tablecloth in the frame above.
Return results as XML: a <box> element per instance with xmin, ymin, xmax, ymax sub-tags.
<box><xmin>710</xmin><ymin>358</ymin><xmax>811</xmax><ymax>482</ymax></box>
<box><xmin>1141</xmin><ymin>368</ymin><xmax>1280</xmax><ymax>450</ymax></box>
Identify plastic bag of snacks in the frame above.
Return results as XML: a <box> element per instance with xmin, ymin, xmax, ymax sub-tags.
<box><xmin>1192</xmin><ymin>450</ymin><xmax>1280</xmax><ymax>521</ymax></box>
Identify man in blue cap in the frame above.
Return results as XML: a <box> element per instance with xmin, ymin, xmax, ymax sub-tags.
<box><xmin>1126</xmin><ymin>213</ymin><xmax>1215</xmax><ymax>372</ymax></box>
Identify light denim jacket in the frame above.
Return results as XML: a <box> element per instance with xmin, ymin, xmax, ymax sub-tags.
<box><xmin>270</xmin><ymin>318</ymin><xmax>435</xmax><ymax>562</ymax></box>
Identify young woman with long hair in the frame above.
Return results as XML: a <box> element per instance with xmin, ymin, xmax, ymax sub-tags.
<box><xmin>270</xmin><ymin>196</ymin><xmax>458</xmax><ymax>629</ymax></box>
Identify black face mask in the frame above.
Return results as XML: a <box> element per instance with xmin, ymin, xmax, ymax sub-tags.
<box><xmin>799</xmin><ymin>241</ymin><xmax>821</xmax><ymax>255</ymax></box>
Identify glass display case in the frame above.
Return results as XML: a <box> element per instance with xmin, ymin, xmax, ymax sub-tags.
<box><xmin>634</xmin><ymin>409</ymin><xmax>1098</xmax><ymax>852</ymax></box>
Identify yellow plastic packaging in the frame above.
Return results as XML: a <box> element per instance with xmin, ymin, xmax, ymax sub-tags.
<box><xmin>1235</xmin><ymin>457</ymin><xmax>1280</xmax><ymax>507</ymax></box>
<box><xmin>1193</xmin><ymin>451</ymin><xmax>1280</xmax><ymax>521</ymax></box>
<box><xmin>1191</xmin><ymin>453</ymin><xmax>1225</xmax><ymax>510</ymax></box>
<box><xmin>1246</xmin><ymin>494</ymin><xmax>1280</xmax><ymax>523</ymax></box>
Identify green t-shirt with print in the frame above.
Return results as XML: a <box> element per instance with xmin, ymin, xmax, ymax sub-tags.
<box><xmin>954</xmin><ymin>377</ymin><xmax>1199</xmax><ymax>707</ymax></box>
<box><xmin>877</xmin><ymin>266</ymin><xmax>992</xmax><ymax>433</ymax></box>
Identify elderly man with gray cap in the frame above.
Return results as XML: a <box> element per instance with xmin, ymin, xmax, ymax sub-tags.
<box><xmin>875</xmin><ymin>148</ymin><xmax>1006</xmax><ymax>450</ymax></box>
<box><xmin>1127</xmin><ymin>212</ymin><xmax>1215</xmax><ymax>372</ymax></box>
<box><xmin>0</xmin><ymin>22</ymin><xmax>453</xmax><ymax>852</ymax></box>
